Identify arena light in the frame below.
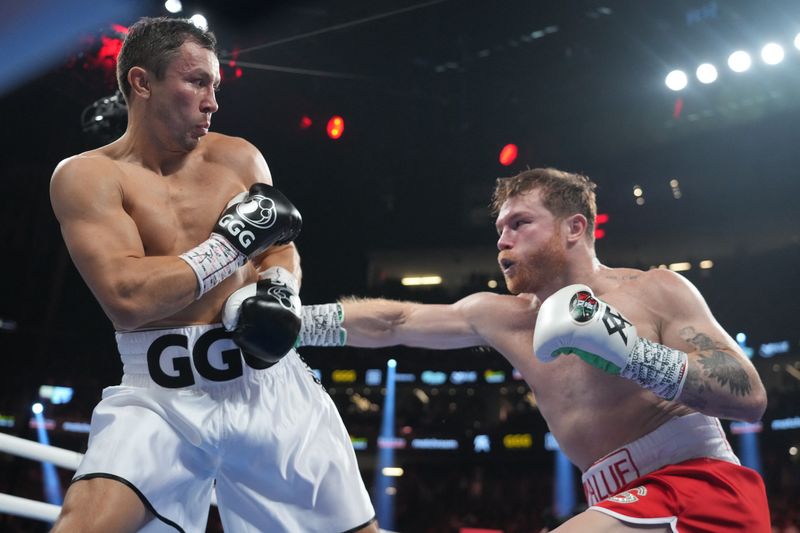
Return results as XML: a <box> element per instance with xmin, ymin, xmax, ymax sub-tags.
<box><xmin>326</xmin><ymin>116</ymin><xmax>345</xmax><ymax>139</ymax></box>
<box><xmin>374</xmin><ymin>359</ymin><xmax>399</xmax><ymax>529</ymax></box>
<box><xmin>668</xmin><ymin>262</ymin><xmax>691</xmax><ymax>272</ymax></box>
<box><xmin>633</xmin><ymin>185</ymin><xmax>645</xmax><ymax>206</ymax></box>
<box><xmin>31</xmin><ymin>403</ymin><xmax>43</xmax><ymax>415</ymax></box>
<box><xmin>728</xmin><ymin>50</ymin><xmax>752</xmax><ymax>73</ymax></box>
<box><xmin>499</xmin><ymin>143</ymin><xmax>518</xmax><ymax>166</ymax></box>
<box><xmin>795</xmin><ymin>33</ymin><xmax>800</xmax><ymax>51</ymax></box>
<box><xmin>164</xmin><ymin>0</ymin><xmax>182</xmax><ymax>13</ymax></box>
<box><xmin>670</xmin><ymin>179</ymin><xmax>682</xmax><ymax>199</ymax></box>
<box><xmin>401</xmin><ymin>275</ymin><xmax>442</xmax><ymax>286</ymax></box>
<box><xmin>189</xmin><ymin>14</ymin><xmax>208</xmax><ymax>31</ymax></box>
<box><xmin>696</xmin><ymin>63</ymin><xmax>718</xmax><ymax>84</ymax></box>
<box><xmin>595</xmin><ymin>213</ymin><xmax>609</xmax><ymax>240</ymax></box>
<box><xmin>699</xmin><ymin>259</ymin><xmax>714</xmax><ymax>269</ymax></box>
<box><xmin>760</xmin><ymin>42</ymin><xmax>785</xmax><ymax>65</ymax></box>
<box><xmin>382</xmin><ymin>467</ymin><xmax>404</xmax><ymax>477</ymax></box>
<box><xmin>665</xmin><ymin>69</ymin><xmax>688</xmax><ymax>91</ymax></box>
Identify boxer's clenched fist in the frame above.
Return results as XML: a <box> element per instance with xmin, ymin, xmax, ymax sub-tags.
<box><xmin>179</xmin><ymin>184</ymin><xmax>302</xmax><ymax>298</ymax></box>
<box><xmin>534</xmin><ymin>284</ymin><xmax>688</xmax><ymax>400</ymax></box>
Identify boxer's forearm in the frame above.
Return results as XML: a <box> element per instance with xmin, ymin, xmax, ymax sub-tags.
<box><xmin>678</xmin><ymin>347</ymin><xmax>767</xmax><ymax>423</ymax></box>
<box><xmin>341</xmin><ymin>298</ymin><xmax>483</xmax><ymax>350</ymax></box>
<box><xmin>95</xmin><ymin>256</ymin><xmax>201</xmax><ymax>330</ymax></box>
<box><xmin>254</xmin><ymin>243</ymin><xmax>301</xmax><ymax>285</ymax></box>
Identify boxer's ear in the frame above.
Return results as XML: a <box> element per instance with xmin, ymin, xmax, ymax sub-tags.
<box><xmin>128</xmin><ymin>67</ymin><xmax>150</xmax><ymax>100</ymax></box>
<box><xmin>563</xmin><ymin>213</ymin><xmax>588</xmax><ymax>244</ymax></box>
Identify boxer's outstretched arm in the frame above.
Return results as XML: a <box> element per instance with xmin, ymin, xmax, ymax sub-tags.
<box><xmin>51</xmin><ymin>156</ymin><xmax>199</xmax><ymax>329</ymax></box>
<box><xmin>340</xmin><ymin>292</ymin><xmax>535</xmax><ymax>351</ymax></box>
<box><xmin>654</xmin><ymin>269</ymin><xmax>767</xmax><ymax>422</ymax></box>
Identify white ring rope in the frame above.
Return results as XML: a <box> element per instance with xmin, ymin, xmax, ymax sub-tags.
<box><xmin>0</xmin><ymin>433</ymin><xmax>225</xmax><ymax>523</ymax></box>
<box><xmin>0</xmin><ymin>433</ymin><xmax>396</xmax><ymax>532</ymax></box>
<box><xmin>0</xmin><ymin>493</ymin><xmax>60</xmax><ymax>522</ymax></box>
<box><xmin>0</xmin><ymin>432</ymin><xmax>82</xmax><ymax>470</ymax></box>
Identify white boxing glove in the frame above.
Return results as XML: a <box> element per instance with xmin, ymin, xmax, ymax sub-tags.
<box><xmin>533</xmin><ymin>284</ymin><xmax>688</xmax><ymax>400</ymax></box>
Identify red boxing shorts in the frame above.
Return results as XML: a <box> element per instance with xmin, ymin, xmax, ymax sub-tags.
<box><xmin>590</xmin><ymin>458</ymin><xmax>769</xmax><ymax>532</ymax></box>
<box><xmin>582</xmin><ymin>413</ymin><xmax>769</xmax><ymax>532</ymax></box>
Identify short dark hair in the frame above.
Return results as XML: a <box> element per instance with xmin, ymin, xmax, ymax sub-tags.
<box><xmin>116</xmin><ymin>17</ymin><xmax>217</xmax><ymax>103</ymax></box>
<box><xmin>491</xmin><ymin>167</ymin><xmax>598</xmax><ymax>240</ymax></box>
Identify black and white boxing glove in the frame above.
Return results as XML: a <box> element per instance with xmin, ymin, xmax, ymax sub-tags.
<box><xmin>222</xmin><ymin>267</ymin><xmax>302</xmax><ymax>364</ymax></box>
<box><xmin>533</xmin><ymin>284</ymin><xmax>688</xmax><ymax>400</ymax></box>
<box><xmin>179</xmin><ymin>183</ymin><xmax>302</xmax><ymax>298</ymax></box>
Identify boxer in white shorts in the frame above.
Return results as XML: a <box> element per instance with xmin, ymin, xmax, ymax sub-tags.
<box><xmin>50</xmin><ymin>16</ymin><xmax>378</xmax><ymax>532</ymax></box>
<box><xmin>75</xmin><ymin>325</ymin><xmax>374</xmax><ymax>532</ymax></box>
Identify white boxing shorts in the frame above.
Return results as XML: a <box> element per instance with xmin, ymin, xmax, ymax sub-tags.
<box><xmin>73</xmin><ymin>324</ymin><xmax>375</xmax><ymax>533</ymax></box>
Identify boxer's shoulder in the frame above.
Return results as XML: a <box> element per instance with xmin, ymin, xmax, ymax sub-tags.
<box><xmin>201</xmin><ymin>133</ymin><xmax>261</xmax><ymax>166</ymax></box>
<box><xmin>195</xmin><ymin>133</ymin><xmax>271</xmax><ymax>187</ymax></box>
<box><xmin>596</xmin><ymin>266</ymin><xmax>681</xmax><ymax>298</ymax></box>
<box><xmin>51</xmin><ymin>150</ymin><xmax>126</xmax><ymax>207</ymax></box>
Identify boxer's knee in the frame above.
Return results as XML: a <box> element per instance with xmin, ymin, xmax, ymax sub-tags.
<box><xmin>52</xmin><ymin>477</ymin><xmax>150</xmax><ymax>533</ymax></box>
<box><xmin>352</xmin><ymin>521</ymin><xmax>380</xmax><ymax>533</ymax></box>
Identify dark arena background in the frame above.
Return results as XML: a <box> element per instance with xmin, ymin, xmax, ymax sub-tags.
<box><xmin>1</xmin><ymin>0</ymin><xmax>799</xmax><ymax>531</ymax></box>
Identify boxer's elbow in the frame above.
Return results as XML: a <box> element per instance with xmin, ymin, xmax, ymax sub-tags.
<box><xmin>741</xmin><ymin>381</ymin><xmax>768</xmax><ymax>423</ymax></box>
<box><xmin>103</xmin><ymin>297</ymin><xmax>149</xmax><ymax>330</ymax></box>
<box><xmin>100</xmin><ymin>282</ymin><xmax>156</xmax><ymax>330</ymax></box>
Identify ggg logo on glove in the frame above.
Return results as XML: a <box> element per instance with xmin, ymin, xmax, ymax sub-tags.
<box><xmin>236</xmin><ymin>195</ymin><xmax>277</xmax><ymax>229</ymax></box>
<box><xmin>267</xmin><ymin>285</ymin><xmax>295</xmax><ymax>311</ymax></box>
<box><xmin>569</xmin><ymin>291</ymin><xmax>599</xmax><ymax>323</ymax></box>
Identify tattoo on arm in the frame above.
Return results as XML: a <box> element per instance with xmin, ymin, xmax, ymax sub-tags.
<box><xmin>679</xmin><ymin>327</ymin><xmax>752</xmax><ymax>397</ymax></box>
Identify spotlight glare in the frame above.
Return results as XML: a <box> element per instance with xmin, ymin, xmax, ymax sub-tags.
<box><xmin>164</xmin><ymin>0</ymin><xmax>182</xmax><ymax>13</ymax></box>
<box><xmin>32</xmin><ymin>402</ymin><xmax>43</xmax><ymax>414</ymax></box>
<box><xmin>795</xmin><ymin>33</ymin><xmax>800</xmax><ymax>51</ymax></box>
<box><xmin>760</xmin><ymin>42</ymin><xmax>785</xmax><ymax>65</ymax></box>
<box><xmin>727</xmin><ymin>51</ymin><xmax>752</xmax><ymax>73</ymax></box>
<box><xmin>499</xmin><ymin>143</ymin><xmax>518</xmax><ymax>166</ymax></box>
<box><xmin>669</xmin><ymin>262</ymin><xmax>692</xmax><ymax>272</ymax></box>
<box><xmin>696</xmin><ymin>63</ymin><xmax>718</xmax><ymax>84</ymax></box>
<box><xmin>189</xmin><ymin>14</ymin><xmax>208</xmax><ymax>31</ymax></box>
<box><xmin>326</xmin><ymin>116</ymin><xmax>345</xmax><ymax>139</ymax></box>
<box><xmin>665</xmin><ymin>70</ymin><xmax>688</xmax><ymax>91</ymax></box>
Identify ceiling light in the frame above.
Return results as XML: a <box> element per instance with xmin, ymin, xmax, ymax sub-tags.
<box><xmin>665</xmin><ymin>70</ymin><xmax>688</xmax><ymax>91</ymax></box>
<box><xmin>728</xmin><ymin>50</ymin><xmax>752</xmax><ymax>73</ymax></box>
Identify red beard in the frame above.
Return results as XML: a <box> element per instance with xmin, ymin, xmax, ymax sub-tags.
<box><xmin>503</xmin><ymin>230</ymin><xmax>567</xmax><ymax>294</ymax></box>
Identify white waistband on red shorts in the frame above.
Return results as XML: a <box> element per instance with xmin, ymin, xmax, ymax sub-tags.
<box><xmin>581</xmin><ymin>412</ymin><xmax>739</xmax><ymax>506</ymax></box>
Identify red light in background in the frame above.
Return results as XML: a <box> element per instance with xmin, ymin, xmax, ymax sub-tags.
<box><xmin>595</xmin><ymin>213</ymin><xmax>609</xmax><ymax>240</ymax></box>
<box><xmin>673</xmin><ymin>97</ymin><xmax>683</xmax><ymax>119</ymax></box>
<box><xmin>299</xmin><ymin>116</ymin><xmax>313</xmax><ymax>129</ymax></box>
<box><xmin>499</xmin><ymin>144</ymin><xmax>518</xmax><ymax>166</ymax></box>
<box><xmin>235</xmin><ymin>68</ymin><xmax>242</xmax><ymax>78</ymax></box>
<box><xmin>327</xmin><ymin>116</ymin><xmax>345</xmax><ymax>139</ymax></box>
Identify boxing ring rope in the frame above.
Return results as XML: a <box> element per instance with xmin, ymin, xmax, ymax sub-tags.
<box><xmin>0</xmin><ymin>433</ymin><xmax>396</xmax><ymax>532</ymax></box>
<box><xmin>0</xmin><ymin>432</ymin><xmax>213</xmax><ymax>522</ymax></box>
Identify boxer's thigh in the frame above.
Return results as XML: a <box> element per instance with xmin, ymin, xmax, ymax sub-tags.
<box><xmin>554</xmin><ymin>509</ymin><xmax>672</xmax><ymax>532</ymax></box>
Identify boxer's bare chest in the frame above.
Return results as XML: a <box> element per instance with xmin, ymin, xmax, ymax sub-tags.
<box><xmin>115</xmin><ymin>156</ymin><xmax>245</xmax><ymax>256</ymax></box>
